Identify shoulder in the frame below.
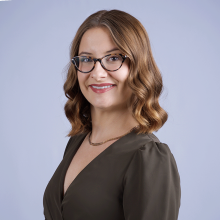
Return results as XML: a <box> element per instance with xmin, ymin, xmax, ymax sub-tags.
<box><xmin>126</xmin><ymin>131</ymin><xmax>171</xmax><ymax>154</ymax></box>
<box><xmin>133</xmin><ymin>132</ymin><xmax>172</xmax><ymax>156</ymax></box>
<box><xmin>120</xmin><ymin>131</ymin><xmax>175</xmax><ymax>163</ymax></box>
<box><xmin>127</xmin><ymin>132</ymin><xmax>178</xmax><ymax>173</ymax></box>
<box><xmin>124</xmin><ymin>132</ymin><xmax>181</xmax><ymax>188</ymax></box>
<box><xmin>63</xmin><ymin>132</ymin><xmax>88</xmax><ymax>158</ymax></box>
<box><xmin>123</xmin><ymin>133</ymin><xmax>181</xmax><ymax>218</ymax></box>
<box><xmin>145</xmin><ymin>132</ymin><xmax>161</xmax><ymax>143</ymax></box>
<box><xmin>139</xmin><ymin>134</ymin><xmax>172</xmax><ymax>157</ymax></box>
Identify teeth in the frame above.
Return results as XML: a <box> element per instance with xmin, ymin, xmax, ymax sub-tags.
<box><xmin>91</xmin><ymin>85</ymin><xmax>114</xmax><ymax>89</ymax></box>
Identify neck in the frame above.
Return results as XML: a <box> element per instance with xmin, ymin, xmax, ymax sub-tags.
<box><xmin>89</xmin><ymin>106</ymin><xmax>139</xmax><ymax>143</ymax></box>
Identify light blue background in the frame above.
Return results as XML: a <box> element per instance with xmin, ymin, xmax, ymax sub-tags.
<box><xmin>0</xmin><ymin>0</ymin><xmax>219</xmax><ymax>219</ymax></box>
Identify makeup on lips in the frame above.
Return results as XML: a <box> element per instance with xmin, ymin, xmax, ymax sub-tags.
<box><xmin>89</xmin><ymin>83</ymin><xmax>116</xmax><ymax>94</ymax></box>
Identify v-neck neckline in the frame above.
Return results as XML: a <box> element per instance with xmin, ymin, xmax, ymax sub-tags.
<box><xmin>60</xmin><ymin>129</ymin><xmax>137</xmax><ymax>202</ymax></box>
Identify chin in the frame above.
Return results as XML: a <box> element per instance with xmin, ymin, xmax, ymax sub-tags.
<box><xmin>90</xmin><ymin>101</ymin><xmax>115</xmax><ymax>109</ymax></box>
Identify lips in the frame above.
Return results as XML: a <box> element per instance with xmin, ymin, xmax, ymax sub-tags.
<box><xmin>89</xmin><ymin>85</ymin><xmax>116</xmax><ymax>94</ymax></box>
<box><xmin>89</xmin><ymin>83</ymin><xmax>116</xmax><ymax>87</ymax></box>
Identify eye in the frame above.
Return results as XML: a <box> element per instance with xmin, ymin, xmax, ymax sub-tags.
<box><xmin>80</xmin><ymin>57</ymin><xmax>93</xmax><ymax>62</ymax></box>
<box><xmin>107</xmin><ymin>55</ymin><xmax>120</xmax><ymax>62</ymax></box>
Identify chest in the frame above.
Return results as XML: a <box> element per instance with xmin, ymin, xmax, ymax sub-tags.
<box><xmin>63</xmin><ymin>137</ymin><xmax>118</xmax><ymax>196</ymax></box>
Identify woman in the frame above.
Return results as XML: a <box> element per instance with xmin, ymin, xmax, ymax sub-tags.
<box><xmin>43</xmin><ymin>9</ymin><xmax>181</xmax><ymax>220</ymax></box>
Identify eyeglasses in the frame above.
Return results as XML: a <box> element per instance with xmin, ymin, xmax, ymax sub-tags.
<box><xmin>71</xmin><ymin>53</ymin><xmax>128</xmax><ymax>73</ymax></box>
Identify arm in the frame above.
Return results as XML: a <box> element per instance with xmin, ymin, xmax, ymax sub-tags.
<box><xmin>123</xmin><ymin>141</ymin><xmax>181</xmax><ymax>220</ymax></box>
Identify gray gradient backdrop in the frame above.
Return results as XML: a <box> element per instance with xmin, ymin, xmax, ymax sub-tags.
<box><xmin>0</xmin><ymin>0</ymin><xmax>219</xmax><ymax>220</ymax></box>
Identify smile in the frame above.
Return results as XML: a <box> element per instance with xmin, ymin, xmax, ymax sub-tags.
<box><xmin>89</xmin><ymin>85</ymin><xmax>116</xmax><ymax>93</ymax></box>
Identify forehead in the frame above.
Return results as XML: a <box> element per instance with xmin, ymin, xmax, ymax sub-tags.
<box><xmin>78</xmin><ymin>27</ymin><xmax>118</xmax><ymax>55</ymax></box>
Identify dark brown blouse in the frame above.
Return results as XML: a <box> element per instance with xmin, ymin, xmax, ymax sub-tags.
<box><xmin>43</xmin><ymin>129</ymin><xmax>181</xmax><ymax>220</ymax></box>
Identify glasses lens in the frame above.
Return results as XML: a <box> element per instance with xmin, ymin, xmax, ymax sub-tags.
<box><xmin>74</xmin><ymin>56</ymin><xmax>94</xmax><ymax>72</ymax></box>
<box><xmin>102</xmin><ymin>54</ymin><xmax>123</xmax><ymax>71</ymax></box>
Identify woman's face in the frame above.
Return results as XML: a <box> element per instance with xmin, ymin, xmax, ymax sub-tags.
<box><xmin>77</xmin><ymin>27</ymin><xmax>133</xmax><ymax>112</ymax></box>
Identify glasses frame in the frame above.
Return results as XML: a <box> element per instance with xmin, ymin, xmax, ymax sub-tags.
<box><xmin>71</xmin><ymin>53</ymin><xmax>128</xmax><ymax>73</ymax></box>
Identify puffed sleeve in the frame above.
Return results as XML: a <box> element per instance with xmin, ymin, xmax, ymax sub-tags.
<box><xmin>123</xmin><ymin>141</ymin><xmax>181</xmax><ymax>220</ymax></box>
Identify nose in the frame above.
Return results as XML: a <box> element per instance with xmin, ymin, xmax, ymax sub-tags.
<box><xmin>90</xmin><ymin>59</ymin><xmax>107</xmax><ymax>79</ymax></box>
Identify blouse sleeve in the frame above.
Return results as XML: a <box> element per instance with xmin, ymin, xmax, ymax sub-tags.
<box><xmin>123</xmin><ymin>141</ymin><xmax>181</xmax><ymax>220</ymax></box>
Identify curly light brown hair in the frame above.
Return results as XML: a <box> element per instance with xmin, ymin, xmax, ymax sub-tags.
<box><xmin>63</xmin><ymin>9</ymin><xmax>168</xmax><ymax>137</ymax></box>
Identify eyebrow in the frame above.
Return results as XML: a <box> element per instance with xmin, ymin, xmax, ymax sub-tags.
<box><xmin>78</xmin><ymin>48</ymin><xmax>120</xmax><ymax>56</ymax></box>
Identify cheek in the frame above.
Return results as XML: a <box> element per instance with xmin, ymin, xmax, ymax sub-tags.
<box><xmin>77</xmin><ymin>72</ymin><xmax>86</xmax><ymax>87</ymax></box>
<box><xmin>115</xmin><ymin>68</ymin><xmax>130</xmax><ymax>87</ymax></box>
<box><xmin>120</xmin><ymin>62</ymin><xmax>130</xmax><ymax>80</ymax></box>
<box><xmin>77</xmin><ymin>71</ymin><xmax>82</xmax><ymax>82</ymax></box>
<box><xmin>118</xmin><ymin>69</ymin><xmax>132</xmax><ymax>96</ymax></box>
